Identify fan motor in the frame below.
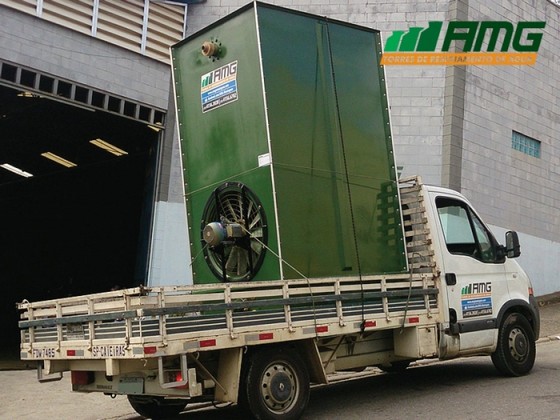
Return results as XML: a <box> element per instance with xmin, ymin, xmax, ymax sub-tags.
<box><xmin>203</xmin><ymin>221</ymin><xmax>244</xmax><ymax>247</ymax></box>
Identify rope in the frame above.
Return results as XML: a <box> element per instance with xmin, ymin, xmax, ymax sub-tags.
<box><xmin>237</xmin><ymin>225</ymin><xmax>320</xmax><ymax>339</ymax></box>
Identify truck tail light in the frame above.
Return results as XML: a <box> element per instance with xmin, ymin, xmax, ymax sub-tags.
<box><xmin>165</xmin><ymin>370</ymin><xmax>188</xmax><ymax>389</ymax></box>
<box><xmin>71</xmin><ymin>371</ymin><xmax>94</xmax><ymax>385</ymax></box>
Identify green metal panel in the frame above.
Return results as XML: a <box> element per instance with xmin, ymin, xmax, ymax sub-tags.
<box><xmin>257</xmin><ymin>6</ymin><xmax>407</xmax><ymax>277</ymax></box>
<box><xmin>172</xmin><ymin>3</ymin><xmax>406</xmax><ymax>284</ymax></box>
<box><xmin>171</xmin><ymin>5</ymin><xmax>281</xmax><ymax>284</ymax></box>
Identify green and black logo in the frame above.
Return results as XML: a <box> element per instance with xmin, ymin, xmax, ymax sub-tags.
<box><xmin>382</xmin><ymin>21</ymin><xmax>545</xmax><ymax>65</ymax></box>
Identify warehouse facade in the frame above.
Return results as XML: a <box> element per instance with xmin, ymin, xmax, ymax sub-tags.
<box><xmin>0</xmin><ymin>0</ymin><xmax>558</xmax><ymax>352</ymax></box>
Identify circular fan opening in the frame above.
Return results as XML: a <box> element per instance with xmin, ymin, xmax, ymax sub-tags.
<box><xmin>201</xmin><ymin>182</ymin><xmax>267</xmax><ymax>282</ymax></box>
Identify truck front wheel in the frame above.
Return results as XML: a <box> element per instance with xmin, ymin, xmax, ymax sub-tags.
<box><xmin>242</xmin><ymin>347</ymin><xmax>310</xmax><ymax>420</ymax></box>
<box><xmin>127</xmin><ymin>395</ymin><xmax>187</xmax><ymax>419</ymax></box>
<box><xmin>491</xmin><ymin>312</ymin><xmax>535</xmax><ymax>377</ymax></box>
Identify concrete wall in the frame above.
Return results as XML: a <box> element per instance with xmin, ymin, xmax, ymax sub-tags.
<box><xmin>0</xmin><ymin>5</ymin><xmax>170</xmax><ymax>108</ymax></box>
<box><xmin>460</xmin><ymin>0</ymin><xmax>560</xmax><ymax>240</ymax></box>
<box><xmin>459</xmin><ymin>0</ymin><xmax>560</xmax><ymax>294</ymax></box>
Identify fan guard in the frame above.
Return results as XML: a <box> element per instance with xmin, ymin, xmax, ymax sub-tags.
<box><xmin>201</xmin><ymin>182</ymin><xmax>268</xmax><ymax>282</ymax></box>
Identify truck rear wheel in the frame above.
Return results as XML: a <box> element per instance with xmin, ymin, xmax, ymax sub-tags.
<box><xmin>242</xmin><ymin>347</ymin><xmax>310</xmax><ymax>420</ymax></box>
<box><xmin>127</xmin><ymin>395</ymin><xmax>187</xmax><ymax>419</ymax></box>
<box><xmin>491</xmin><ymin>312</ymin><xmax>535</xmax><ymax>377</ymax></box>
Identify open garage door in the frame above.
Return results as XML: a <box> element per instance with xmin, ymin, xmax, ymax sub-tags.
<box><xmin>0</xmin><ymin>82</ymin><xmax>161</xmax><ymax>358</ymax></box>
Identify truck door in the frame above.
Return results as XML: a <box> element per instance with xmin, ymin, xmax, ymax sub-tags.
<box><xmin>434</xmin><ymin>196</ymin><xmax>507</xmax><ymax>353</ymax></box>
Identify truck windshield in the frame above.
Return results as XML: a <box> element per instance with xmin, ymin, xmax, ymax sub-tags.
<box><xmin>436</xmin><ymin>197</ymin><xmax>499</xmax><ymax>263</ymax></box>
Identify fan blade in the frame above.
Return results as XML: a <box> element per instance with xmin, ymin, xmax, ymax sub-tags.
<box><xmin>251</xmin><ymin>239</ymin><xmax>263</xmax><ymax>254</ymax></box>
<box><xmin>250</xmin><ymin>227</ymin><xmax>263</xmax><ymax>238</ymax></box>
<box><xmin>225</xmin><ymin>197</ymin><xmax>237</xmax><ymax>221</ymax></box>
<box><xmin>225</xmin><ymin>246</ymin><xmax>249</xmax><ymax>276</ymax></box>
<box><xmin>249</xmin><ymin>213</ymin><xmax>261</xmax><ymax>230</ymax></box>
<box><xmin>237</xmin><ymin>248</ymin><xmax>248</xmax><ymax>275</ymax></box>
<box><xmin>225</xmin><ymin>247</ymin><xmax>239</xmax><ymax>272</ymax></box>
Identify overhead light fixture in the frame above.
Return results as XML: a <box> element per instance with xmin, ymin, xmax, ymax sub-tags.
<box><xmin>0</xmin><ymin>163</ymin><xmax>33</xmax><ymax>178</ymax></box>
<box><xmin>89</xmin><ymin>138</ymin><xmax>128</xmax><ymax>156</ymax></box>
<box><xmin>41</xmin><ymin>152</ymin><xmax>77</xmax><ymax>168</ymax></box>
<box><xmin>17</xmin><ymin>91</ymin><xmax>40</xmax><ymax>98</ymax></box>
<box><xmin>148</xmin><ymin>122</ymin><xmax>164</xmax><ymax>132</ymax></box>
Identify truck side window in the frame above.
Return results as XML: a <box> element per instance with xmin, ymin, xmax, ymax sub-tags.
<box><xmin>436</xmin><ymin>197</ymin><xmax>499</xmax><ymax>263</ymax></box>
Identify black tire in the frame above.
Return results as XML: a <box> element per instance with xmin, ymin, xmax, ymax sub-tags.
<box><xmin>241</xmin><ymin>347</ymin><xmax>310</xmax><ymax>420</ymax></box>
<box><xmin>127</xmin><ymin>395</ymin><xmax>187</xmax><ymax>419</ymax></box>
<box><xmin>378</xmin><ymin>360</ymin><xmax>411</xmax><ymax>373</ymax></box>
<box><xmin>491</xmin><ymin>312</ymin><xmax>536</xmax><ymax>377</ymax></box>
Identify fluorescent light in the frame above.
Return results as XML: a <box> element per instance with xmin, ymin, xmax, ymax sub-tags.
<box><xmin>89</xmin><ymin>138</ymin><xmax>128</xmax><ymax>156</ymax></box>
<box><xmin>41</xmin><ymin>152</ymin><xmax>77</xmax><ymax>168</ymax></box>
<box><xmin>0</xmin><ymin>163</ymin><xmax>33</xmax><ymax>178</ymax></box>
<box><xmin>148</xmin><ymin>122</ymin><xmax>163</xmax><ymax>132</ymax></box>
<box><xmin>17</xmin><ymin>91</ymin><xmax>39</xmax><ymax>98</ymax></box>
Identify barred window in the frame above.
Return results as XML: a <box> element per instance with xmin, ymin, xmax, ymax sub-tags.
<box><xmin>512</xmin><ymin>131</ymin><xmax>541</xmax><ymax>158</ymax></box>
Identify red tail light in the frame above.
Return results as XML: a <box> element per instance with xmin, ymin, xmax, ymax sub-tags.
<box><xmin>165</xmin><ymin>371</ymin><xmax>188</xmax><ymax>389</ymax></box>
<box><xmin>71</xmin><ymin>371</ymin><xmax>94</xmax><ymax>385</ymax></box>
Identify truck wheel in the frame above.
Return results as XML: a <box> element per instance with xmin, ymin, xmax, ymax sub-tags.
<box><xmin>242</xmin><ymin>347</ymin><xmax>310</xmax><ymax>420</ymax></box>
<box><xmin>491</xmin><ymin>312</ymin><xmax>535</xmax><ymax>377</ymax></box>
<box><xmin>127</xmin><ymin>395</ymin><xmax>186</xmax><ymax>419</ymax></box>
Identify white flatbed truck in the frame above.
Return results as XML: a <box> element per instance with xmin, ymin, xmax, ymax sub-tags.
<box><xmin>18</xmin><ymin>176</ymin><xmax>540</xmax><ymax>419</ymax></box>
<box><xmin>17</xmin><ymin>3</ymin><xmax>540</xmax><ymax>419</ymax></box>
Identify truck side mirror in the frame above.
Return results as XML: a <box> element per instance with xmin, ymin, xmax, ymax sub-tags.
<box><xmin>505</xmin><ymin>231</ymin><xmax>521</xmax><ymax>258</ymax></box>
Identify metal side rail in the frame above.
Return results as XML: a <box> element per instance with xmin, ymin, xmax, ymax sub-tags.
<box><xmin>18</xmin><ymin>275</ymin><xmax>439</xmax><ymax>360</ymax></box>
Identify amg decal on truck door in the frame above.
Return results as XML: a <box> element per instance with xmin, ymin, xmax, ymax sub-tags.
<box><xmin>461</xmin><ymin>282</ymin><xmax>492</xmax><ymax>318</ymax></box>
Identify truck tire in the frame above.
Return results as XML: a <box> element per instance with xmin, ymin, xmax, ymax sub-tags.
<box><xmin>127</xmin><ymin>395</ymin><xmax>186</xmax><ymax>419</ymax></box>
<box><xmin>491</xmin><ymin>312</ymin><xmax>535</xmax><ymax>377</ymax></box>
<box><xmin>242</xmin><ymin>347</ymin><xmax>310</xmax><ymax>420</ymax></box>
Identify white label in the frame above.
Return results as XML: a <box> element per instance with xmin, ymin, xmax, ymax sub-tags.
<box><xmin>258</xmin><ymin>153</ymin><xmax>271</xmax><ymax>167</ymax></box>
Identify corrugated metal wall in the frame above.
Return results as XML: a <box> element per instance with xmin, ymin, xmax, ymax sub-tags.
<box><xmin>0</xmin><ymin>0</ymin><xmax>186</xmax><ymax>63</ymax></box>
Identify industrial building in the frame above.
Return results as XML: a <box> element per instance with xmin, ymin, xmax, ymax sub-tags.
<box><xmin>1</xmin><ymin>0</ymin><xmax>558</xmax><ymax>356</ymax></box>
<box><xmin>0</xmin><ymin>0</ymin><xmax>190</xmax><ymax>354</ymax></box>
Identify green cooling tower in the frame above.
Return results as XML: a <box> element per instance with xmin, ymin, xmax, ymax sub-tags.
<box><xmin>171</xmin><ymin>2</ymin><xmax>407</xmax><ymax>284</ymax></box>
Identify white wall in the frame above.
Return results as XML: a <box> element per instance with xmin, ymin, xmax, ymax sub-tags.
<box><xmin>148</xmin><ymin>201</ymin><xmax>193</xmax><ymax>286</ymax></box>
<box><xmin>490</xmin><ymin>224</ymin><xmax>560</xmax><ymax>296</ymax></box>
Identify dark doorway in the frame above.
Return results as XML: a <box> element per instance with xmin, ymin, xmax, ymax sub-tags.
<box><xmin>0</xmin><ymin>84</ymin><xmax>159</xmax><ymax>359</ymax></box>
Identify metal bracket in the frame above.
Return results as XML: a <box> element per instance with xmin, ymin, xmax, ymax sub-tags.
<box><xmin>37</xmin><ymin>362</ymin><xmax>63</xmax><ymax>383</ymax></box>
<box><xmin>158</xmin><ymin>354</ymin><xmax>188</xmax><ymax>389</ymax></box>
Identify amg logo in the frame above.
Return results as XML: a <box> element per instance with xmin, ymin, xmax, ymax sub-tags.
<box><xmin>462</xmin><ymin>282</ymin><xmax>492</xmax><ymax>295</ymax></box>
<box><xmin>201</xmin><ymin>61</ymin><xmax>238</xmax><ymax>88</ymax></box>
<box><xmin>472</xmin><ymin>282</ymin><xmax>491</xmax><ymax>293</ymax></box>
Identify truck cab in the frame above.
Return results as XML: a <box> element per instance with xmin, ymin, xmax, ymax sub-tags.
<box><xmin>423</xmin><ymin>185</ymin><xmax>540</xmax><ymax>374</ymax></box>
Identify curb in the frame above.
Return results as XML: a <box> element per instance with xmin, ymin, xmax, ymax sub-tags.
<box><xmin>537</xmin><ymin>335</ymin><xmax>560</xmax><ymax>344</ymax></box>
<box><xmin>536</xmin><ymin>292</ymin><xmax>560</xmax><ymax>306</ymax></box>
